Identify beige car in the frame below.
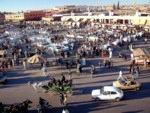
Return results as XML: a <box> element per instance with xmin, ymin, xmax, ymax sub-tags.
<box><xmin>113</xmin><ymin>80</ymin><xmax>141</xmax><ymax>91</ymax></box>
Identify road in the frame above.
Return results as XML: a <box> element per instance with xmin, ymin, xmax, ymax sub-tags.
<box><xmin>0</xmin><ymin>39</ymin><xmax>150</xmax><ymax>113</ymax></box>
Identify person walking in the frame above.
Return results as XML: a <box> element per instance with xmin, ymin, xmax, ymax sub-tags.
<box><xmin>117</xmin><ymin>71</ymin><xmax>125</xmax><ymax>81</ymax></box>
<box><xmin>133</xmin><ymin>65</ymin><xmax>140</xmax><ymax>79</ymax></box>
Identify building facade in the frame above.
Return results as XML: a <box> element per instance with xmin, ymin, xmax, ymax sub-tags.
<box><xmin>61</xmin><ymin>14</ymin><xmax>150</xmax><ymax>26</ymax></box>
<box><xmin>5</xmin><ymin>13</ymin><xmax>24</xmax><ymax>22</ymax></box>
<box><xmin>0</xmin><ymin>13</ymin><xmax>5</xmax><ymax>24</ymax></box>
<box><xmin>24</xmin><ymin>10</ymin><xmax>46</xmax><ymax>21</ymax></box>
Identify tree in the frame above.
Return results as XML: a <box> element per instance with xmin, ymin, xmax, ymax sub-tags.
<box><xmin>42</xmin><ymin>75</ymin><xmax>72</xmax><ymax>105</ymax></box>
<box><xmin>117</xmin><ymin>1</ymin><xmax>120</xmax><ymax>10</ymax></box>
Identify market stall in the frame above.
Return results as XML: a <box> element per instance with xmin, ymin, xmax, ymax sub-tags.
<box><xmin>133</xmin><ymin>48</ymin><xmax>150</xmax><ymax>67</ymax></box>
<box><xmin>27</xmin><ymin>54</ymin><xmax>45</xmax><ymax>64</ymax></box>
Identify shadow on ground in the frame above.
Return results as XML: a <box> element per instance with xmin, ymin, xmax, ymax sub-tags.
<box><xmin>122</xmin><ymin>110</ymin><xmax>144</xmax><ymax>113</ymax></box>
<box><xmin>124</xmin><ymin>82</ymin><xmax>150</xmax><ymax>100</ymax></box>
<box><xmin>39</xmin><ymin>100</ymin><xmax>126</xmax><ymax>113</ymax></box>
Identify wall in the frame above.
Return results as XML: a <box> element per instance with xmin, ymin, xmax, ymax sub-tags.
<box><xmin>24</xmin><ymin>11</ymin><xmax>46</xmax><ymax>21</ymax></box>
<box><xmin>5</xmin><ymin>13</ymin><xmax>24</xmax><ymax>22</ymax></box>
<box><xmin>61</xmin><ymin>15</ymin><xmax>150</xmax><ymax>26</ymax></box>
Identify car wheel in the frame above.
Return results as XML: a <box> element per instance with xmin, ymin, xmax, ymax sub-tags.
<box><xmin>115</xmin><ymin>97</ymin><xmax>121</xmax><ymax>102</ymax></box>
<box><xmin>96</xmin><ymin>97</ymin><xmax>101</xmax><ymax>101</ymax></box>
<box><xmin>136</xmin><ymin>87</ymin><xmax>139</xmax><ymax>91</ymax></box>
<box><xmin>93</xmin><ymin>97</ymin><xmax>99</xmax><ymax>101</ymax></box>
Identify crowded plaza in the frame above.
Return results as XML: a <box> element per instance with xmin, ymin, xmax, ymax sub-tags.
<box><xmin>0</xmin><ymin>0</ymin><xmax>150</xmax><ymax>113</ymax></box>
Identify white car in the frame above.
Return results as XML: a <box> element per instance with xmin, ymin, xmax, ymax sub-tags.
<box><xmin>91</xmin><ymin>86</ymin><xmax>124</xmax><ymax>101</ymax></box>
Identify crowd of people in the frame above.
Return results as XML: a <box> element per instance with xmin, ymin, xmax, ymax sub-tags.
<box><xmin>0</xmin><ymin>21</ymin><xmax>148</xmax><ymax>80</ymax></box>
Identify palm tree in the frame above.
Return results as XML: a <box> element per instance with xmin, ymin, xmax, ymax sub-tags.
<box><xmin>42</xmin><ymin>75</ymin><xmax>72</xmax><ymax>105</ymax></box>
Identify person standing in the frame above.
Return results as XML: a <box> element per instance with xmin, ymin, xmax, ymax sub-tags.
<box><xmin>62</xmin><ymin>109</ymin><xmax>69</xmax><ymax>113</ymax></box>
<box><xmin>144</xmin><ymin>38</ymin><xmax>148</xmax><ymax>44</ymax></box>
<box><xmin>134</xmin><ymin>68</ymin><xmax>139</xmax><ymax>79</ymax></box>
<box><xmin>90</xmin><ymin>65</ymin><xmax>95</xmax><ymax>78</ymax></box>
<box><xmin>60</xmin><ymin>93</ymin><xmax>65</xmax><ymax>105</ymax></box>
<box><xmin>136</xmin><ymin>64</ymin><xmax>140</xmax><ymax>74</ymax></box>
<box><xmin>76</xmin><ymin>63</ymin><xmax>81</xmax><ymax>74</ymax></box>
<box><xmin>41</xmin><ymin>64</ymin><xmax>47</xmax><ymax>76</ymax></box>
<box><xmin>81</xmin><ymin>57</ymin><xmax>86</xmax><ymax>67</ymax></box>
<box><xmin>12</xmin><ymin>59</ymin><xmax>15</xmax><ymax>68</ymax></box>
<box><xmin>23</xmin><ymin>59</ymin><xmax>27</xmax><ymax>70</ymax></box>
<box><xmin>99</xmin><ymin>61</ymin><xmax>102</xmax><ymax>70</ymax></box>
<box><xmin>79</xmin><ymin>63</ymin><xmax>82</xmax><ymax>73</ymax></box>
<box><xmin>24</xmin><ymin>50</ymin><xmax>28</xmax><ymax>58</ymax></box>
<box><xmin>64</xmin><ymin>94</ymin><xmax>67</xmax><ymax>105</ymax></box>
<box><xmin>129</xmin><ymin>44</ymin><xmax>133</xmax><ymax>52</ymax></box>
<box><xmin>108</xmin><ymin>47</ymin><xmax>113</xmax><ymax>61</ymax></box>
<box><xmin>129</xmin><ymin>60</ymin><xmax>136</xmax><ymax>74</ymax></box>
<box><xmin>130</xmin><ymin>52</ymin><xmax>134</xmax><ymax>61</ymax></box>
<box><xmin>65</xmin><ymin>61</ymin><xmax>69</xmax><ymax>69</ymax></box>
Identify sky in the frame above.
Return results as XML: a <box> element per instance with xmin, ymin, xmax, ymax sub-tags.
<box><xmin>0</xmin><ymin>0</ymin><xmax>149</xmax><ymax>12</ymax></box>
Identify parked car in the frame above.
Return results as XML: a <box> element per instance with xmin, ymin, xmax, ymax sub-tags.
<box><xmin>91</xmin><ymin>86</ymin><xmax>124</xmax><ymax>101</ymax></box>
<box><xmin>0</xmin><ymin>72</ymin><xmax>7</xmax><ymax>84</ymax></box>
<box><xmin>113</xmin><ymin>79</ymin><xmax>141</xmax><ymax>91</ymax></box>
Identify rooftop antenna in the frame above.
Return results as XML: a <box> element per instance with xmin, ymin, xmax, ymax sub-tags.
<box><xmin>87</xmin><ymin>1</ymin><xmax>90</xmax><ymax>16</ymax></box>
<box><xmin>97</xmin><ymin>0</ymin><xmax>100</xmax><ymax>12</ymax></box>
<box><xmin>133</xmin><ymin>0</ymin><xmax>137</xmax><ymax>11</ymax></box>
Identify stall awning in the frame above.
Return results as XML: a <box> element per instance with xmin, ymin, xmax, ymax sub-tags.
<box><xmin>27</xmin><ymin>54</ymin><xmax>45</xmax><ymax>64</ymax></box>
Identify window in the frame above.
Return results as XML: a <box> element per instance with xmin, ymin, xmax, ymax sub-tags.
<box><xmin>103</xmin><ymin>91</ymin><xmax>110</xmax><ymax>95</ymax></box>
<box><xmin>131</xmin><ymin>81</ymin><xmax>136</xmax><ymax>85</ymax></box>
<box><xmin>111</xmin><ymin>91</ymin><xmax>117</xmax><ymax>95</ymax></box>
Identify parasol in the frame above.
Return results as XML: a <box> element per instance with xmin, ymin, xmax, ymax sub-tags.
<box><xmin>27</xmin><ymin>54</ymin><xmax>45</xmax><ymax>64</ymax></box>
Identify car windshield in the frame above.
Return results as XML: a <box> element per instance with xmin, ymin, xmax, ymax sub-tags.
<box><xmin>119</xmin><ymin>79</ymin><xmax>126</xmax><ymax>85</ymax></box>
<box><xmin>130</xmin><ymin>81</ymin><xmax>136</xmax><ymax>85</ymax></box>
<box><xmin>101</xmin><ymin>87</ymin><xmax>104</xmax><ymax>94</ymax></box>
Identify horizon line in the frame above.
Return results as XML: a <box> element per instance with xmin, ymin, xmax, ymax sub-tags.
<box><xmin>0</xmin><ymin>3</ymin><xmax>150</xmax><ymax>13</ymax></box>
